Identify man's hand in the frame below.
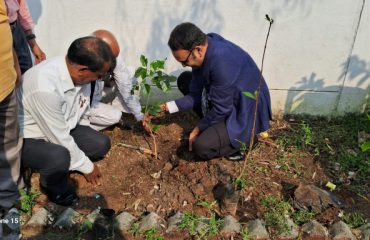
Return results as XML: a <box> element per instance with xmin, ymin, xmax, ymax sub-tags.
<box><xmin>83</xmin><ymin>164</ymin><xmax>102</xmax><ymax>186</ymax></box>
<box><xmin>189</xmin><ymin>127</ymin><xmax>201</xmax><ymax>151</ymax></box>
<box><xmin>160</xmin><ymin>103</ymin><xmax>168</xmax><ymax>113</ymax></box>
<box><xmin>28</xmin><ymin>40</ymin><xmax>46</xmax><ymax>64</ymax></box>
<box><xmin>142</xmin><ymin>113</ymin><xmax>152</xmax><ymax>134</ymax></box>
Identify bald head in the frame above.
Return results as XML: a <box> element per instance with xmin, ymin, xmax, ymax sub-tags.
<box><xmin>92</xmin><ymin>30</ymin><xmax>120</xmax><ymax>57</ymax></box>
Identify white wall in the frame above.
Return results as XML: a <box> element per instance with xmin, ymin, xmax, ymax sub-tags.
<box><xmin>26</xmin><ymin>0</ymin><xmax>370</xmax><ymax>116</ymax></box>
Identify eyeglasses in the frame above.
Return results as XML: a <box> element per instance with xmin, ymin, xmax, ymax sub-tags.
<box><xmin>179</xmin><ymin>49</ymin><xmax>193</xmax><ymax>66</ymax></box>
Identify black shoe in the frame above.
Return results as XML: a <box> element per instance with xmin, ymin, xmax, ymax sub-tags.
<box><xmin>225</xmin><ymin>152</ymin><xmax>245</xmax><ymax>161</ymax></box>
<box><xmin>41</xmin><ymin>187</ymin><xmax>79</xmax><ymax>206</ymax></box>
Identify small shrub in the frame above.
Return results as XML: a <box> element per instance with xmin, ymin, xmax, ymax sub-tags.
<box><xmin>240</xmin><ymin>227</ymin><xmax>252</xmax><ymax>240</ymax></box>
<box><xmin>342</xmin><ymin>212</ymin><xmax>366</xmax><ymax>228</ymax></box>
<box><xmin>292</xmin><ymin>209</ymin><xmax>317</xmax><ymax>225</ymax></box>
<box><xmin>260</xmin><ymin>195</ymin><xmax>292</xmax><ymax>235</ymax></box>
<box><xmin>20</xmin><ymin>190</ymin><xmax>40</xmax><ymax>216</ymax></box>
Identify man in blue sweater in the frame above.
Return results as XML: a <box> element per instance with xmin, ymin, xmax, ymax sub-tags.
<box><xmin>161</xmin><ymin>22</ymin><xmax>272</xmax><ymax>160</ymax></box>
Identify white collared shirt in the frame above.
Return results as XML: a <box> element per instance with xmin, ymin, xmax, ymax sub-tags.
<box><xmin>17</xmin><ymin>56</ymin><xmax>94</xmax><ymax>174</ymax></box>
<box><xmin>90</xmin><ymin>53</ymin><xmax>144</xmax><ymax>121</ymax></box>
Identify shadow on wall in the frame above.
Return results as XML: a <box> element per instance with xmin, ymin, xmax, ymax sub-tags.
<box><xmin>244</xmin><ymin>0</ymin><xmax>321</xmax><ymax>21</ymax></box>
<box><xmin>26</xmin><ymin>0</ymin><xmax>42</xmax><ymax>23</ymax></box>
<box><xmin>145</xmin><ymin>0</ymin><xmax>224</xmax><ymax>60</ymax></box>
<box><xmin>285</xmin><ymin>55</ymin><xmax>370</xmax><ymax>115</ymax></box>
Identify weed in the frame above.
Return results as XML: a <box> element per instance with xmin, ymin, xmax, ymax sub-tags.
<box><xmin>129</xmin><ymin>222</ymin><xmax>140</xmax><ymax>236</ymax></box>
<box><xmin>260</xmin><ymin>195</ymin><xmax>292</xmax><ymax>235</ymax></box>
<box><xmin>76</xmin><ymin>219</ymin><xmax>93</xmax><ymax>240</ymax></box>
<box><xmin>143</xmin><ymin>228</ymin><xmax>164</xmax><ymax>240</ymax></box>
<box><xmin>300</xmin><ymin>121</ymin><xmax>313</xmax><ymax>146</ymax></box>
<box><xmin>20</xmin><ymin>189</ymin><xmax>40</xmax><ymax>216</ymax></box>
<box><xmin>207</xmin><ymin>214</ymin><xmax>224</xmax><ymax>237</ymax></box>
<box><xmin>179</xmin><ymin>212</ymin><xmax>223</xmax><ymax>239</ymax></box>
<box><xmin>292</xmin><ymin>209</ymin><xmax>317</xmax><ymax>225</ymax></box>
<box><xmin>234</xmin><ymin>177</ymin><xmax>247</xmax><ymax>190</ymax></box>
<box><xmin>342</xmin><ymin>212</ymin><xmax>366</xmax><ymax>228</ymax></box>
<box><xmin>179</xmin><ymin>212</ymin><xmax>200</xmax><ymax>236</ymax></box>
<box><xmin>240</xmin><ymin>227</ymin><xmax>252</xmax><ymax>240</ymax></box>
<box><xmin>197</xmin><ymin>200</ymin><xmax>217</xmax><ymax>211</ymax></box>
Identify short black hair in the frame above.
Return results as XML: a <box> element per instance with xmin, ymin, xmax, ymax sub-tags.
<box><xmin>67</xmin><ymin>36</ymin><xmax>116</xmax><ymax>72</ymax></box>
<box><xmin>168</xmin><ymin>22</ymin><xmax>207</xmax><ymax>51</ymax></box>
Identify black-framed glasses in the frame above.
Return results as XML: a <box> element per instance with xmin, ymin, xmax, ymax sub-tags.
<box><xmin>179</xmin><ymin>49</ymin><xmax>193</xmax><ymax>66</ymax></box>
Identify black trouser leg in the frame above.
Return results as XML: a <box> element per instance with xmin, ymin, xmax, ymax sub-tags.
<box><xmin>177</xmin><ymin>71</ymin><xmax>203</xmax><ymax>118</ymax></box>
<box><xmin>21</xmin><ymin>139</ymin><xmax>70</xmax><ymax>196</ymax></box>
<box><xmin>21</xmin><ymin>125</ymin><xmax>111</xmax><ymax>196</ymax></box>
<box><xmin>193</xmin><ymin>121</ymin><xmax>238</xmax><ymax>160</ymax></box>
<box><xmin>70</xmin><ymin>125</ymin><xmax>111</xmax><ymax>161</ymax></box>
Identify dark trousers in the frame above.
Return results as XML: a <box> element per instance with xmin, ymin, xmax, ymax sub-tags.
<box><xmin>177</xmin><ymin>71</ymin><xmax>237</xmax><ymax>159</ymax></box>
<box><xmin>11</xmin><ymin>21</ymin><xmax>32</xmax><ymax>74</ymax></box>
<box><xmin>21</xmin><ymin>125</ymin><xmax>110</xmax><ymax>196</ymax></box>
<box><xmin>0</xmin><ymin>91</ymin><xmax>22</xmax><ymax>210</ymax></box>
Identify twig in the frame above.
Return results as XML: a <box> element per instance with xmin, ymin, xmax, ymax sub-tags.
<box><xmin>117</xmin><ymin>142</ymin><xmax>154</xmax><ymax>156</ymax></box>
<box><xmin>237</xmin><ymin>15</ymin><xmax>274</xmax><ymax>182</ymax></box>
<box><xmin>258</xmin><ymin>138</ymin><xmax>278</xmax><ymax>148</ymax></box>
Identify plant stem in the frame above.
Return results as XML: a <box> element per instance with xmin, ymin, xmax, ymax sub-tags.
<box><xmin>143</xmin><ymin>85</ymin><xmax>158</xmax><ymax>159</ymax></box>
<box><xmin>237</xmin><ymin>15</ymin><xmax>274</xmax><ymax>182</ymax></box>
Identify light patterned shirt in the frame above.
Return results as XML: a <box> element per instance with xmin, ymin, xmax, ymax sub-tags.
<box><xmin>17</xmin><ymin>56</ymin><xmax>94</xmax><ymax>174</ymax></box>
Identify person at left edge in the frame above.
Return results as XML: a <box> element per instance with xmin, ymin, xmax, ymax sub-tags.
<box><xmin>16</xmin><ymin>36</ymin><xmax>115</xmax><ymax>206</ymax></box>
<box><xmin>5</xmin><ymin>0</ymin><xmax>45</xmax><ymax>73</ymax></box>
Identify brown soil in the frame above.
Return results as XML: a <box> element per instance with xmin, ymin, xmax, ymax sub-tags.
<box><xmin>24</xmin><ymin>111</ymin><xmax>370</xmax><ymax>239</ymax></box>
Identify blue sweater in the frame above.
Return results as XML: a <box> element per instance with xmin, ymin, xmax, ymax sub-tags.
<box><xmin>175</xmin><ymin>33</ymin><xmax>272</xmax><ymax>148</ymax></box>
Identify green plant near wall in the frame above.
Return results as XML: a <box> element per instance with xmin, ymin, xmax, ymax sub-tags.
<box><xmin>133</xmin><ymin>55</ymin><xmax>176</xmax><ymax>157</ymax></box>
<box><xmin>360</xmin><ymin>114</ymin><xmax>370</xmax><ymax>152</ymax></box>
<box><xmin>134</xmin><ymin>55</ymin><xmax>176</xmax><ymax>117</ymax></box>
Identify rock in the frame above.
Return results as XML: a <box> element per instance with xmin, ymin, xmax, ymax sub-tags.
<box><xmin>93</xmin><ymin>208</ymin><xmax>115</xmax><ymax>240</ymax></box>
<box><xmin>53</xmin><ymin>208</ymin><xmax>80</xmax><ymax>228</ymax></box>
<box><xmin>163</xmin><ymin>162</ymin><xmax>173</xmax><ymax>172</ymax></box>
<box><xmin>329</xmin><ymin>221</ymin><xmax>356</xmax><ymax>240</ymax></box>
<box><xmin>2</xmin><ymin>208</ymin><xmax>21</xmax><ymax>239</ymax></box>
<box><xmin>166</xmin><ymin>212</ymin><xmax>183</xmax><ymax>233</ymax></box>
<box><xmin>246</xmin><ymin>219</ymin><xmax>269</xmax><ymax>240</ymax></box>
<box><xmin>276</xmin><ymin>217</ymin><xmax>299</xmax><ymax>240</ymax></box>
<box><xmin>146</xmin><ymin>204</ymin><xmax>155</xmax><ymax>212</ymax></box>
<box><xmin>138</xmin><ymin>212</ymin><xmax>165</xmax><ymax>232</ymax></box>
<box><xmin>220</xmin><ymin>215</ymin><xmax>241</xmax><ymax>235</ymax></box>
<box><xmin>301</xmin><ymin>220</ymin><xmax>328</xmax><ymax>240</ymax></box>
<box><xmin>26</xmin><ymin>208</ymin><xmax>50</xmax><ymax>227</ymax></box>
<box><xmin>115</xmin><ymin>212</ymin><xmax>136</xmax><ymax>231</ymax></box>
<box><xmin>86</xmin><ymin>208</ymin><xmax>100</xmax><ymax>223</ymax></box>
<box><xmin>294</xmin><ymin>183</ymin><xmax>344</xmax><ymax>212</ymax></box>
<box><xmin>360</xmin><ymin>223</ymin><xmax>370</xmax><ymax>240</ymax></box>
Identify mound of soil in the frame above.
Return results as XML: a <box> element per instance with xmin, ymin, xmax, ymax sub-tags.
<box><xmin>26</xmin><ymin>111</ymin><xmax>370</xmax><ymax>239</ymax></box>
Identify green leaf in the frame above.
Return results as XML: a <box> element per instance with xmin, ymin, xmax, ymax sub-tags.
<box><xmin>243</xmin><ymin>91</ymin><xmax>256</xmax><ymax>100</ymax></box>
<box><xmin>134</xmin><ymin>67</ymin><xmax>147</xmax><ymax>79</ymax></box>
<box><xmin>160</xmin><ymin>81</ymin><xmax>171</xmax><ymax>92</ymax></box>
<box><xmin>367</xmin><ymin>114</ymin><xmax>370</xmax><ymax>121</ymax></box>
<box><xmin>147</xmin><ymin>104</ymin><xmax>162</xmax><ymax>116</ymax></box>
<box><xmin>143</xmin><ymin>83</ymin><xmax>151</xmax><ymax>95</ymax></box>
<box><xmin>140</xmin><ymin>55</ymin><xmax>148</xmax><ymax>67</ymax></box>
<box><xmin>150</xmin><ymin>60</ymin><xmax>165</xmax><ymax>71</ymax></box>
<box><xmin>360</xmin><ymin>141</ymin><xmax>370</xmax><ymax>152</ymax></box>
<box><xmin>151</xmin><ymin>124</ymin><xmax>161</xmax><ymax>132</ymax></box>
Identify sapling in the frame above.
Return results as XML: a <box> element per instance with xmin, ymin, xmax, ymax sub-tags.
<box><xmin>133</xmin><ymin>55</ymin><xmax>176</xmax><ymax>157</ymax></box>
<box><xmin>236</xmin><ymin>14</ymin><xmax>274</xmax><ymax>189</ymax></box>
